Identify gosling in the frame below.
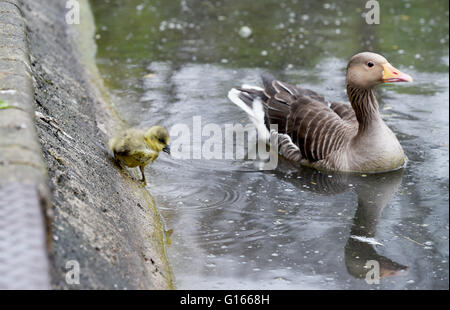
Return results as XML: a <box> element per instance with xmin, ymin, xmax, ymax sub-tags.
<box><xmin>108</xmin><ymin>126</ymin><xmax>170</xmax><ymax>184</ymax></box>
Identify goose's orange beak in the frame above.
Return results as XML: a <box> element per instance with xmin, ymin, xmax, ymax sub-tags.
<box><xmin>382</xmin><ymin>63</ymin><xmax>413</xmax><ymax>83</ymax></box>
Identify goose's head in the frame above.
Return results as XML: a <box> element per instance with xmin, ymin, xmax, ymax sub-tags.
<box><xmin>346</xmin><ymin>52</ymin><xmax>413</xmax><ymax>89</ymax></box>
<box><xmin>144</xmin><ymin>126</ymin><xmax>171</xmax><ymax>155</ymax></box>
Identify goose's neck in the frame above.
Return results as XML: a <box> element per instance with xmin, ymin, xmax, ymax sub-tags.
<box><xmin>346</xmin><ymin>84</ymin><xmax>381</xmax><ymax>134</ymax></box>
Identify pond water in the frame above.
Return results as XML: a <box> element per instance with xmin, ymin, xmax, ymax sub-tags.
<box><xmin>91</xmin><ymin>0</ymin><xmax>449</xmax><ymax>289</ymax></box>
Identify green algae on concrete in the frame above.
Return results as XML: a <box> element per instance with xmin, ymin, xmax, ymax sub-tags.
<box><xmin>0</xmin><ymin>99</ymin><xmax>8</xmax><ymax>109</ymax></box>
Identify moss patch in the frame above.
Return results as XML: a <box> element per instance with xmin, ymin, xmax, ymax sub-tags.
<box><xmin>0</xmin><ymin>100</ymin><xmax>11</xmax><ymax>110</ymax></box>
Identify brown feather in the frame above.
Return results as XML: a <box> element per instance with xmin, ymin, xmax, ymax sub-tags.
<box><xmin>238</xmin><ymin>75</ymin><xmax>357</xmax><ymax>163</ymax></box>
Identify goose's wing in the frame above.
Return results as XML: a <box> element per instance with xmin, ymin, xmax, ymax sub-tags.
<box><xmin>110</xmin><ymin>129</ymin><xmax>146</xmax><ymax>157</ymax></box>
<box><xmin>292</xmin><ymin>81</ymin><xmax>358</xmax><ymax>123</ymax></box>
<box><xmin>260</xmin><ymin>75</ymin><xmax>356</xmax><ymax>163</ymax></box>
<box><xmin>329</xmin><ymin>101</ymin><xmax>358</xmax><ymax>123</ymax></box>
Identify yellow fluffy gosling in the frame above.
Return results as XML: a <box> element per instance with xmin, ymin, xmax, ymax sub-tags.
<box><xmin>108</xmin><ymin>126</ymin><xmax>170</xmax><ymax>184</ymax></box>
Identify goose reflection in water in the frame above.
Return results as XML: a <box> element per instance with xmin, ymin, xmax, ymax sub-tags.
<box><xmin>344</xmin><ymin>170</ymin><xmax>409</xmax><ymax>280</ymax></box>
<box><xmin>162</xmin><ymin>155</ymin><xmax>411</xmax><ymax>288</ymax></box>
<box><xmin>277</xmin><ymin>160</ymin><xmax>409</xmax><ymax>281</ymax></box>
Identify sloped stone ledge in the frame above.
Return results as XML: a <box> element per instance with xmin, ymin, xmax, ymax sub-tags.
<box><xmin>0</xmin><ymin>0</ymin><xmax>50</xmax><ymax>290</ymax></box>
<box><xmin>0</xmin><ymin>0</ymin><xmax>173</xmax><ymax>289</ymax></box>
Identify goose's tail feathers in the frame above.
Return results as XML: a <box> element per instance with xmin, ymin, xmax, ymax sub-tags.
<box><xmin>228</xmin><ymin>88</ymin><xmax>270</xmax><ymax>142</ymax></box>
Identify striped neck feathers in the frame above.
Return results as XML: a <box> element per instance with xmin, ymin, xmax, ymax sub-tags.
<box><xmin>346</xmin><ymin>84</ymin><xmax>381</xmax><ymax>132</ymax></box>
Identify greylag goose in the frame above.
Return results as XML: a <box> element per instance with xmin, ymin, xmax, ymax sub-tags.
<box><xmin>228</xmin><ymin>52</ymin><xmax>413</xmax><ymax>173</ymax></box>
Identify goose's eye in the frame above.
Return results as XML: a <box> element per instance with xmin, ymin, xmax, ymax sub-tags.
<box><xmin>367</xmin><ymin>61</ymin><xmax>374</xmax><ymax>68</ymax></box>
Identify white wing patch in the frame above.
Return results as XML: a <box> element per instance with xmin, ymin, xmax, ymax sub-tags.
<box><xmin>228</xmin><ymin>88</ymin><xmax>255</xmax><ymax>117</ymax></box>
<box><xmin>277</xmin><ymin>81</ymin><xmax>296</xmax><ymax>96</ymax></box>
<box><xmin>252</xmin><ymin>98</ymin><xmax>270</xmax><ymax>142</ymax></box>
<box><xmin>228</xmin><ymin>87</ymin><xmax>303</xmax><ymax>162</ymax></box>
<box><xmin>228</xmin><ymin>88</ymin><xmax>270</xmax><ymax>142</ymax></box>
<box><xmin>350</xmin><ymin>235</ymin><xmax>384</xmax><ymax>246</ymax></box>
<box><xmin>241</xmin><ymin>84</ymin><xmax>264</xmax><ymax>91</ymax></box>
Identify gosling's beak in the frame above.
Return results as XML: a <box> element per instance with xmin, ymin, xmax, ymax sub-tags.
<box><xmin>382</xmin><ymin>63</ymin><xmax>413</xmax><ymax>83</ymax></box>
<box><xmin>162</xmin><ymin>145</ymin><xmax>171</xmax><ymax>155</ymax></box>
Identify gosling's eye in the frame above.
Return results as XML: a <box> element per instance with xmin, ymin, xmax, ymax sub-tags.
<box><xmin>367</xmin><ymin>61</ymin><xmax>374</xmax><ymax>68</ymax></box>
<box><xmin>158</xmin><ymin>138</ymin><xmax>165</xmax><ymax>144</ymax></box>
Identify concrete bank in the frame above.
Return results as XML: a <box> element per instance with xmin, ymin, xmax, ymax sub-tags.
<box><xmin>0</xmin><ymin>0</ymin><xmax>50</xmax><ymax>290</ymax></box>
<box><xmin>0</xmin><ymin>0</ymin><xmax>173</xmax><ymax>289</ymax></box>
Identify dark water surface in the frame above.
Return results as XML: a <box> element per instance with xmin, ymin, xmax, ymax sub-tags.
<box><xmin>91</xmin><ymin>0</ymin><xmax>449</xmax><ymax>289</ymax></box>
